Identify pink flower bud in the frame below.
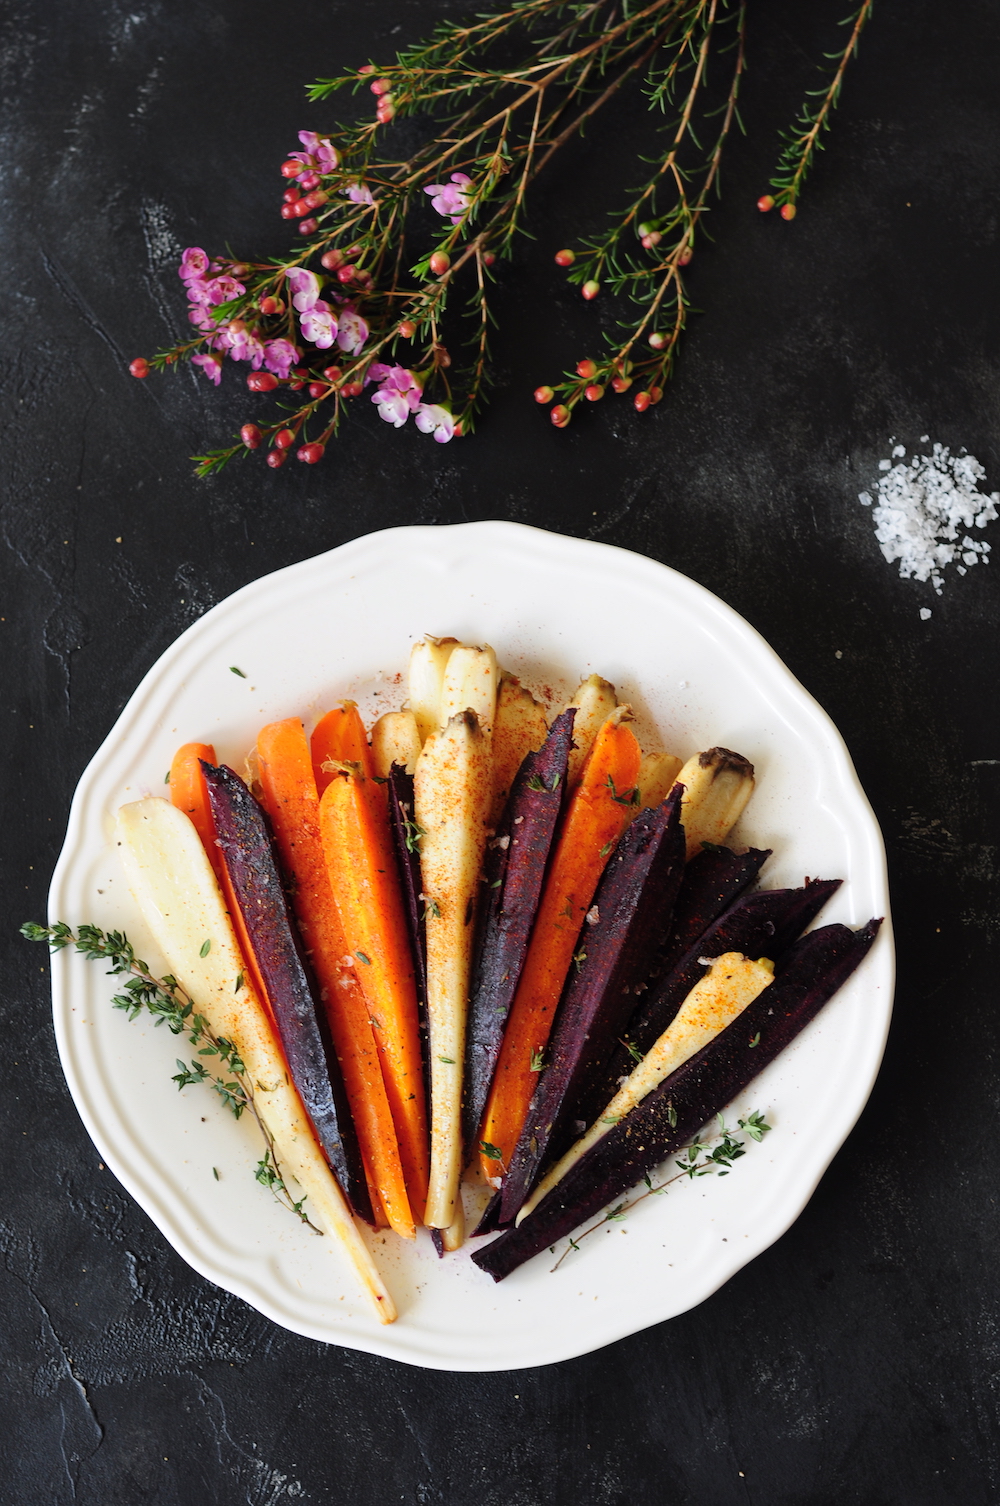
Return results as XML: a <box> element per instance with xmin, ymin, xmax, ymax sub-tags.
<box><xmin>303</xmin><ymin>190</ymin><xmax>328</xmax><ymax>209</ymax></box>
<box><xmin>678</xmin><ymin>244</ymin><xmax>693</xmax><ymax>265</ymax></box>
<box><xmin>554</xmin><ymin>249</ymin><xmax>575</xmax><ymax>267</ymax></box>
<box><xmin>336</xmin><ymin>265</ymin><xmax>356</xmax><ymax>283</ymax></box>
<box><xmin>371</xmin><ymin>78</ymin><xmax>392</xmax><ymax>95</ymax></box>
<box><xmin>581</xmin><ymin>280</ymin><xmax>599</xmax><ymax>301</ymax></box>
<box><xmin>240</xmin><ymin>423</ymin><xmax>262</xmax><ymax>449</ymax></box>
<box><xmin>298</xmin><ymin>218</ymin><xmax>318</xmax><ymax>235</ymax></box>
<box><xmin>274</xmin><ymin>428</ymin><xmax>296</xmax><ymax>450</ymax></box>
<box><xmin>633</xmin><ymin>391</ymin><xmax>651</xmax><ymax>412</ymax></box>
<box><xmin>780</xmin><ymin>202</ymin><xmax>797</xmax><ymax>221</ymax></box>
<box><xmin>611</xmin><ymin>375</ymin><xmax>632</xmax><ymax>393</ymax></box>
<box><xmin>534</xmin><ymin>385</ymin><xmax>554</xmax><ymax>404</ymax></box>
<box><xmin>429</xmin><ymin>251</ymin><xmax>450</xmax><ymax>275</ymax></box>
<box><xmin>648</xmin><ymin>332</ymin><xmax>666</xmax><ymax>350</ymax></box>
<box><xmin>757</xmin><ymin>194</ymin><xmax>775</xmax><ymax>212</ymax></box>
<box><xmin>129</xmin><ymin>357</ymin><xmax>149</xmax><ymax>378</ymax></box>
<box><xmin>298</xmin><ymin>443</ymin><xmax>325</xmax><ymax>464</ymax></box>
<box><xmin>281</xmin><ymin>160</ymin><xmax>302</xmax><ymax>178</ymax></box>
<box><xmin>641</xmin><ymin>232</ymin><xmax>661</xmax><ymax>249</ymax></box>
<box><xmin>247</xmin><ymin>372</ymin><xmax>279</xmax><ymax>392</ymax></box>
<box><xmin>399</xmin><ymin>320</ymin><xmax>416</xmax><ymax>338</ymax></box>
<box><xmin>575</xmin><ymin>358</ymin><xmax>597</xmax><ymax>379</ymax></box>
<box><xmin>321</xmin><ymin>249</ymin><xmax>344</xmax><ymax>271</ymax></box>
<box><xmin>649</xmin><ymin>386</ymin><xmax>663</xmax><ymax>404</ymax></box>
<box><xmin>551</xmin><ymin>404</ymin><xmax>571</xmax><ymax>428</ymax></box>
<box><xmin>267</xmin><ymin>449</ymin><xmax>287</xmax><ymax>468</ymax></box>
<box><xmin>298</xmin><ymin>172</ymin><xmax>321</xmax><ymax>191</ymax></box>
<box><xmin>281</xmin><ymin>204</ymin><xmax>298</xmax><ymax>220</ymax></box>
<box><xmin>584</xmin><ymin>384</ymin><xmax>604</xmax><ymax>402</ymax></box>
<box><xmin>358</xmin><ymin>64</ymin><xmax>375</xmax><ymax>75</ymax></box>
<box><xmin>259</xmin><ymin>296</ymin><xmax>284</xmax><ymax>316</ymax></box>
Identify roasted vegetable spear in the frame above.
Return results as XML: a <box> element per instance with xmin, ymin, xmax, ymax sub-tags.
<box><xmin>500</xmin><ymin>786</ymin><xmax>687</xmax><ymax>1224</ymax></box>
<box><xmin>116</xmin><ymin>797</ymin><xmax>396</xmax><ymax>1321</ymax></box>
<box><xmin>318</xmin><ymin>757</ymin><xmax>430</xmax><ymax>1216</ymax></box>
<box><xmin>201</xmin><ymin>762</ymin><xmax>373</xmax><ymax>1223</ymax></box>
<box><xmin>473</xmin><ymin>919</ymin><xmax>882</xmax><ymax>1281</ymax></box>
<box><xmin>478</xmin><ymin>707</ymin><xmax>642</xmax><ymax>1181</ymax></box>
<box><xmin>516</xmin><ymin>951</ymin><xmax>776</xmax><ymax>1224</ymax></box>
<box><xmin>255</xmin><ymin>717</ymin><xmax>416</xmax><ymax>1239</ymax></box>
<box><xmin>675</xmin><ymin>747</ymin><xmax>755</xmax><ymax>858</ymax></box>
<box><xmin>574</xmin><ymin>879</ymin><xmax>842</xmax><ymax>1136</ymax></box>
<box><xmin>463</xmin><ymin>709</ymin><xmax>576</xmax><ymax>1161</ymax></box>
<box><xmin>415</xmin><ymin>708</ymin><xmax>494</xmax><ymax>1228</ymax></box>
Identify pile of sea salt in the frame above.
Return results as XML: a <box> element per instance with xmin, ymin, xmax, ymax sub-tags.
<box><xmin>859</xmin><ymin>439</ymin><xmax>998</xmax><ymax>618</ymax></box>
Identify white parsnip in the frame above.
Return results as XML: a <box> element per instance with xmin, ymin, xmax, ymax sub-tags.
<box><xmin>562</xmin><ymin>674</ymin><xmax>619</xmax><ymax>786</ymax></box>
<box><xmin>516</xmin><ymin>952</ymin><xmax>774</xmax><ymax>1225</ymax></box>
<box><xmin>490</xmin><ymin>673</ymin><xmax>549</xmax><ymax>824</ymax></box>
<box><xmin>675</xmin><ymin>747</ymin><xmax>756</xmax><ymax>859</ymax></box>
<box><xmin>414</xmin><ymin>711</ymin><xmax>493</xmax><ymax>1228</ymax></box>
<box><xmin>439</xmin><ymin>643</ymin><xmax>498</xmax><ymax>733</ymax></box>
<box><xmin>370</xmin><ymin>709</ymin><xmax>422</xmax><ymax>778</ymax></box>
<box><xmin>115</xmin><ymin>796</ymin><xmax>397</xmax><ymax>1323</ymax></box>
<box><xmin>636</xmin><ymin>751</ymin><xmax>684</xmax><ymax>812</ymax></box>
<box><xmin>408</xmin><ymin>636</ymin><xmax>460</xmax><ymax>743</ymax></box>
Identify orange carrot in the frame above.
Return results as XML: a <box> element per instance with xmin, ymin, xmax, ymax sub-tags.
<box><xmin>311</xmin><ymin>702</ymin><xmax>377</xmax><ymax>797</ymax></box>
<box><xmin>169</xmin><ymin>743</ymin><xmax>223</xmax><ymax>882</ymax></box>
<box><xmin>256</xmin><ymin>717</ymin><xmax>416</xmax><ymax>1239</ymax></box>
<box><xmin>479</xmin><ymin>711</ymin><xmax>642</xmax><ymax>1178</ymax></box>
<box><xmin>169</xmin><ymin>741</ymin><xmax>273</xmax><ymax>1019</ymax></box>
<box><xmin>319</xmin><ymin>765</ymin><xmax>430</xmax><ymax>1218</ymax></box>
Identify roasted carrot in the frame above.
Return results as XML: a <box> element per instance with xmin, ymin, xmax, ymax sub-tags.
<box><xmin>256</xmin><ymin>717</ymin><xmax>416</xmax><ymax>1239</ymax></box>
<box><xmin>478</xmin><ymin>708</ymin><xmax>642</xmax><ymax>1180</ymax></box>
<box><xmin>311</xmin><ymin>702</ymin><xmax>377</xmax><ymax>797</ymax></box>
<box><xmin>319</xmin><ymin>764</ymin><xmax>430</xmax><ymax>1218</ymax></box>
<box><xmin>117</xmin><ymin>796</ymin><xmax>396</xmax><ymax>1322</ymax></box>
<box><xmin>169</xmin><ymin>743</ymin><xmax>223</xmax><ymax>882</ymax></box>
<box><xmin>169</xmin><ymin>741</ymin><xmax>271</xmax><ymax>1018</ymax></box>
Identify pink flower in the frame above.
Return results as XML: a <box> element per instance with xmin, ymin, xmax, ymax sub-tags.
<box><xmin>423</xmin><ymin>173</ymin><xmax>472</xmax><ymax>225</ymax></box>
<box><xmin>345</xmin><ymin>182</ymin><xmax>375</xmax><ymax>207</ymax></box>
<box><xmin>191</xmin><ymin>352</ymin><xmax>223</xmax><ymax>385</ymax></box>
<box><xmin>370</xmin><ymin>367</ymin><xmax>422</xmax><ymax>427</ymax></box>
<box><xmin>286</xmin><ymin>267</ymin><xmax>322</xmax><ymax>312</ymax></box>
<box><xmin>188</xmin><ymin>304</ymin><xmax>218</xmax><ymax>332</ymax></box>
<box><xmin>263</xmin><ymin>338</ymin><xmax>299</xmax><ymax>378</ymax></box>
<box><xmin>203</xmin><ymin>275</ymin><xmax>245</xmax><ymax>306</ymax></box>
<box><xmin>292</xmin><ymin>131</ymin><xmax>339</xmax><ymax>174</ymax></box>
<box><xmin>336</xmin><ymin>307</ymin><xmax>369</xmax><ymax>355</ymax></box>
<box><xmin>299</xmin><ymin>300</ymin><xmax>338</xmax><ymax>348</ymax></box>
<box><xmin>179</xmin><ymin>247</ymin><xmax>211</xmax><ymax>281</ymax></box>
<box><xmin>226</xmin><ymin>326</ymin><xmax>266</xmax><ymax>368</ymax></box>
<box><xmin>414</xmin><ymin>403</ymin><xmax>456</xmax><ymax>443</ymax></box>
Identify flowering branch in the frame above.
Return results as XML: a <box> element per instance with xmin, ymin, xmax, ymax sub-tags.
<box><xmin>128</xmin><ymin>0</ymin><xmax>873</xmax><ymax>472</ymax></box>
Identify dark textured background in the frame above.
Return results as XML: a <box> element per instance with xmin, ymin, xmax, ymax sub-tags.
<box><xmin>4</xmin><ymin>0</ymin><xmax>1000</xmax><ymax>1500</ymax></box>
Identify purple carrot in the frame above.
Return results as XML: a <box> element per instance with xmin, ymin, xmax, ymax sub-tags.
<box><xmin>201</xmin><ymin>761</ymin><xmax>373</xmax><ymax>1224</ymax></box>
<box><xmin>574</xmin><ymin>878</ymin><xmax>843</xmax><ymax>1137</ymax></box>
<box><xmin>462</xmin><ymin>710</ymin><xmax>575</xmax><ymax>1158</ymax></box>
<box><xmin>656</xmin><ymin>843</ymin><xmax>771</xmax><ymax>978</ymax></box>
<box><xmin>472</xmin><ymin>918</ymin><xmax>882</xmax><ymax>1280</ymax></box>
<box><xmin>499</xmin><ymin>786</ymin><xmax>686</xmax><ymax>1223</ymax></box>
<box><xmin>385</xmin><ymin>763</ymin><xmax>430</xmax><ymax>1092</ymax></box>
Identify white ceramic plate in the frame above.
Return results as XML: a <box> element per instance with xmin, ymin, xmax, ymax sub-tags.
<box><xmin>49</xmin><ymin>522</ymin><xmax>893</xmax><ymax>1371</ymax></box>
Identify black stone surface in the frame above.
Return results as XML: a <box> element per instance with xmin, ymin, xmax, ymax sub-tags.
<box><xmin>4</xmin><ymin>0</ymin><xmax>999</xmax><ymax>1500</ymax></box>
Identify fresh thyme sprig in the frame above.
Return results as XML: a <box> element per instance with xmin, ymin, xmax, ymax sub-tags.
<box><xmin>129</xmin><ymin>0</ymin><xmax>871</xmax><ymax>470</ymax></box>
<box><xmin>22</xmin><ymin>921</ymin><xmax>322</xmax><ymax>1233</ymax></box>
<box><xmin>549</xmin><ymin>1109</ymin><xmax>771</xmax><ymax>1270</ymax></box>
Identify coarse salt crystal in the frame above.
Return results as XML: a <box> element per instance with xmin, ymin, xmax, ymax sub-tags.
<box><xmin>860</xmin><ymin>442</ymin><xmax>998</xmax><ymax>596</ymax></box>
<box><xmin>919</xmin><ymin>607</ymin><xmax>932</xmax><ymax>620</ymax></box>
